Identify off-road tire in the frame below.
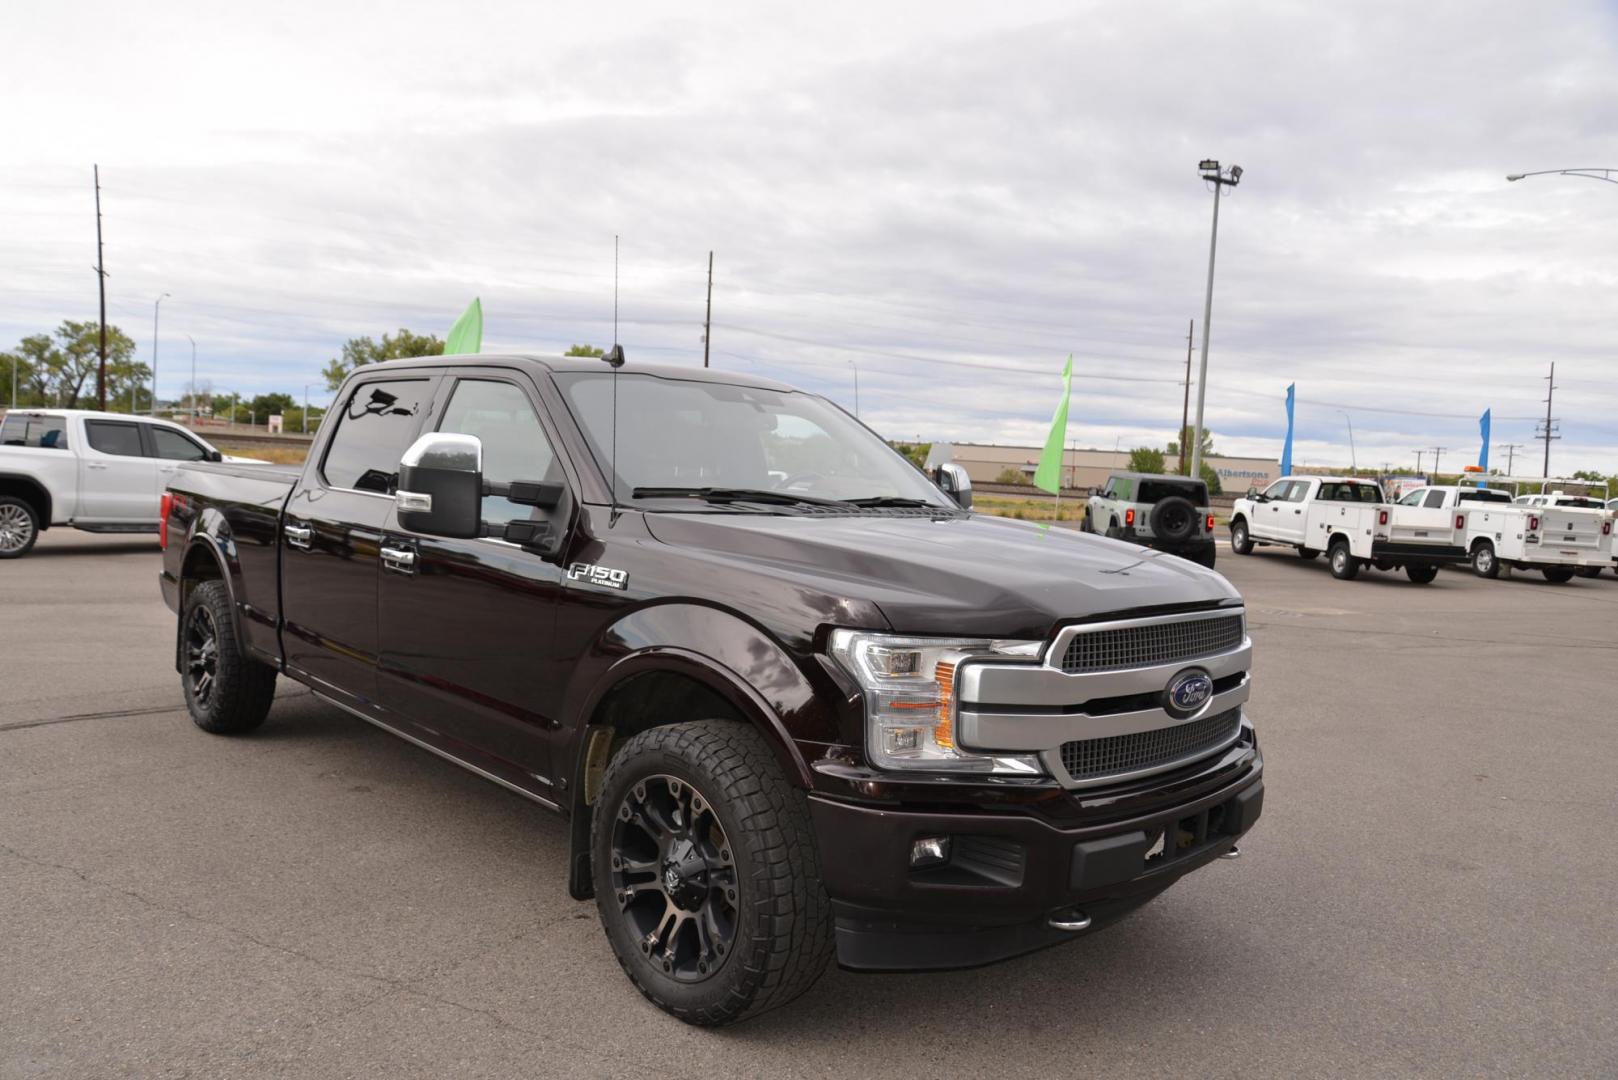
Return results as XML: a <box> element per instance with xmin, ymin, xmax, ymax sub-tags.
<box><xmin>1299</xmin><ymin>547</ymin><xmax>1319</xmax><ymax>561</ymax></box>
<box><xmin>1405</xmin><ymin>564</ymin><xmax>1439</xmax><ymax>584</ymax></box>
<box><xmin>1105</xmin><ymin>516</ymin><xmax>1122</xmax><ymax>540</ymax></box>
<box><xmin>1471</xmin><ymin>541</ymin><xmax>1500</xmax><ymax>579</ymax></box>
<box><xmin>1328</xmin><ymin>539</ymin><xmax>1359</xmax><ymax>580</ymax></box>
<box><xmin>0</xmin><ymin>495</ymin><xmax>40</xmax><ymax>559</ymax></box>
<box><xmin>1148</xmin><ymin>496</ymin><xmax>1197</xmax><ymax>544</ymax></box>
<box><xmin>592</xmin><ymin>721</ymin><xmax>833</xmax><ymax>1026</ymax></box>
<box><xmin>1542</xmin><ymin>567</ymin><xmax>1576</xmax><ymax>584</ymax></box>
<box><xmin>1230</xmin><ymin>518</ymin><xmax>1254</xmax><ymax>555</ymax></box>
<box><xmin>182</xmin><ymin>580</ymin><xmax>278</xmax><ymax>734</ymax></box>
<box><xmin>1575</xmin><ymin>566</ymin><xmax>1603</xmax><ymax>579</ymax></box>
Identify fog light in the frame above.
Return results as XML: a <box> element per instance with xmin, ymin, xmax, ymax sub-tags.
<box><xmin>910</xmin><ymin>836</ymin><xmax>950</xmax><ymax>867</ymax></box>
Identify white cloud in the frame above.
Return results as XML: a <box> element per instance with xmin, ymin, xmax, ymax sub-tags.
<box><xmin>3</xmin><ymin>0</ymin><xmax>1616</xmax><ymax>474</ymax></box>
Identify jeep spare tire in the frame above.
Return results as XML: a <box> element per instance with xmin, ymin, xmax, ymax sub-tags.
<box><xmin>1149</xmin><ymin>496</ymin><xmax>1198</xmax><ymax>543</ymax></box>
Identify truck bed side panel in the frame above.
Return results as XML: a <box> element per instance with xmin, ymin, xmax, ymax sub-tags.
<box><xmin>169</xmin><ymin>462</ymin><xmax>298</xmax><ymax>665</ymax></box>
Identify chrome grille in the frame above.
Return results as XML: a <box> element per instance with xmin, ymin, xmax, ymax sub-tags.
<box><xmin>1061</xmin><ymin>614</ymin><xmax>1243</xmax><ymax>673</ymax></box>
<box><xmin>1058</xmin><ymin>708</ymin><xmax>1242</xmax><ymax>783</ymax></box>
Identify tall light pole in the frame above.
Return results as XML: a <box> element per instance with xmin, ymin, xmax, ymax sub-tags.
<box><xmin>303</xmin><ymin>384</ymin><xmax>311</xmax><ymax>434</ymax></box>
<box><xmin>847</xmin><ymin>360</ymin><xmax>860</xmax><ymax>418</ymax></box>
<box><xmin>1190</xmin><ymin>160</ymin><xmax>1242</xmax><ymax>484</ymax></box>
<box><xmin>1506</xmin><ymin>168</ymin><xmax>1618</xmax><ymax>187</ymax></box>
<box><xmin>151</xmin><ymin>293</ymin><xmax>170</xmax><ymax>415</ymax></box>
<box><xmin>187</xmin><ymin>335</ymin><xmax>197</xmax><ymax>421</ymax></box>
<box><xmin>1337</xmin><ymin>409</ymin><xmax>1357</xmax><ymax>472</ymax></box>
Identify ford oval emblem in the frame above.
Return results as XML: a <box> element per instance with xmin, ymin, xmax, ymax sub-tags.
<box><xmin>1164</xmin><ymin>668</ymin><xmax>1214</xmax><ymax>719</ymax></box>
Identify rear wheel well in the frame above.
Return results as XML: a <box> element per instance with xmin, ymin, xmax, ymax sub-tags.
<box><xmin>180</xmin><ymin>542</ymin><xmax>224</xmax><ymax>609</ymax></box>
<box><xmin>0</xmin><ymin>477</ymin><xmax>50</xmax><ymax>528</ymax></box>
<box><xmin>1327</xmin><ymin>532</ymin><xmax>1354</xmax><ymax>553</ymax></box>
<box><xmin>1470</xmin><ymin>536</ymin><xmax>1494</xmax><ymax>552</ymax></box>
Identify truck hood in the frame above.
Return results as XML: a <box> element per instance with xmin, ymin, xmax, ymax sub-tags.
<box><xmin>641</xmin><ymin>511</ymin><xmax>1239</xmax><ymax>640</ymax></box>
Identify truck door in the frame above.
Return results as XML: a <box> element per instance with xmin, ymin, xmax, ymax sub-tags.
<box><xmin>280</xmin><ymin>376</ymin><xmax>438</xmax><ymax>705</ymax></box>
<box><xmin>1252</xmin><ymin>479</ymin><xmax>1291</xmax><ymax>540</ymax></box>
<box><xmin>1272</xmin><ymin>480</ymin><xmax>1308</xmax><ymax>543</ymax></box>
<box><xmin>79</xmin><ymin>418</ymin><xmax>159</xmax><ymax>522</ymax></box>
<box><xmin>377</xmin><ymin>374</ymin><xmax>573</xmax><ymax>785</ymax></box>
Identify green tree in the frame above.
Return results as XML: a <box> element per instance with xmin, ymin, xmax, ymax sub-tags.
<box><xmin>564</xmin><ymin>344</ymin><xmax>606</xmax><ymax>357</ymax></box>
<box><xmin>1198</xmin><ymin>462</ymin><xmax>1223</xmax><ymax>496</ymax></box>
<box><xmin>1</xmin><ymin>322</ymin><xmax>138</xmax><ymax>408</ymax></box>
<box><xmin>889</xmin><ymin>442</ymin><xmax>932</xmax><ymax>470</ymax></box>
<box><xmin>994</xmin><ymin>467</ymin><xmax>1028</xmax><ymax>485</ymax></box>
<box><xmin>1128</xmin><ymin>447</ymin><xmax>1166</xmax><ymax>474</ymax></box>
<box><xmin>1572</xmin><ymin>469</ymin><xmax>1606</xmax><ymax>482</ymax></box>
<box><xmin>322</xmin><ymin>329</ymin><xmax>444</xmax><ymax>391</ymax></box>
<box><xmin>1166</xmin><ymin>424</ymin><xmax>1215</xmax><ymax>472</ymax></box>
<box><xmin>248</xmin><ymin>392</ymin><xmax>296</xmax><ymax>421</ymax></box>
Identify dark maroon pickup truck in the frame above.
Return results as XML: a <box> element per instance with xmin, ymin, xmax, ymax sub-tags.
<box><xmin>159</xmin><ymin>353</ymin><xmax>1263</xmax><ymax>1025</ymax></box>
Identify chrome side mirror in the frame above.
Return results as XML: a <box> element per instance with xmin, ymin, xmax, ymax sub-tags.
<box><xmin>396</xmin><ymin>432</ymin><xmax>483</xmax><ymax>539</ymax></box>
<box><xmin>934</xmin><ymin>462</ymin><xmax>973</xmax><ymax>509</ymax></box>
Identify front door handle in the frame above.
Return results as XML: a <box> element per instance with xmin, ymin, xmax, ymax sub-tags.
<box><xmin>380</xmin><ymin>545</ymin><xmax>416</xmax><ymax>574</ymax></box>
<box><xmin>86</xmin><ymin>462</ymin><xmax>109</xmax><ymax>471</ymax></box>
<box><xmin>1294</xmin><ymin>509</ymin><xmax>1302</xmax><ymax>514</ymax></box>
<box><xmin>284</xmin><ymin>523</ymin><xmax>313</xmax><ymax>550</ymax></box>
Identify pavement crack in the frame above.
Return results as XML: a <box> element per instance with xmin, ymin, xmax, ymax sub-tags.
<box><xmin>0</xmin><ymin>690</ymin><xmax>315</xmax><ymax>734</ymax></box>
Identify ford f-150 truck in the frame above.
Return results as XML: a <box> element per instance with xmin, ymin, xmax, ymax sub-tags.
<box><xmin>158</xmin><ymin>354</ymin><xmax>1262</xmax><ymax>1025</ymax></box>
<box><xmin>0</xmin><ymin>408</ymin><xmax>241</xmax><ymax>558</ymax></box>
<box><xmin>1229</xmin><ymin>475</ymin><xmax>1467</xmax><ymax>582</ymax></box>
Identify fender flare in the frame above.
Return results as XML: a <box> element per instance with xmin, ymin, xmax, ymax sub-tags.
<box><xmin>558</xmin><ymin>602</ymin><xmax>844</xmax><ymax>901</ymax></box>
<box><xmin>173</xmin><ymin>532</ymin><xmax>249</xmax><ymax>673</ymax></box>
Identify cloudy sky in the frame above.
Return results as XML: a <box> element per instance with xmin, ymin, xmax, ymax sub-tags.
<box><xmin>5</xmin><ymin>0</ymin><xmax>1617</xmax><ymax>474</ymax></box>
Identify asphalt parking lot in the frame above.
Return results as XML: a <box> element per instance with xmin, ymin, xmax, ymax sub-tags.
<box><xmin>4</xmin><ymin>531</ymin><xmax>1617</xmax><ymax>1079</ymax></box>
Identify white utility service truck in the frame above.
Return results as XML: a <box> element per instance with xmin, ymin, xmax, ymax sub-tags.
<box><xmin>1229</xmin><ymin>475</ymin><xmax>1468</xmax><ymax>583</ymax></box>
<box><xmin>1396</xmin><ymin>481</ymin><xmax>1612</xmax><ymax>581</ymax></box>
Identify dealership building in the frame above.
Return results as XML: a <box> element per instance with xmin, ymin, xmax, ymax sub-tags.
<box><xmin>941</xmin><ymin>443</ymin><xmax>1280</xmax><ymax>493</ymax></box>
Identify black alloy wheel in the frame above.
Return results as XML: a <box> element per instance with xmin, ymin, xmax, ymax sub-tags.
<box><xmin>184</xmin><ymin>603</ymin><xmax>221</xmax><ymax>709</ymax></box>
<box><xmin>609</xmin><ymin>774</ymin><xmax>738</xmax><ymax>984</ymax></box>
<box><xmin>1149</xmin><ymin>496</ymin><xmax>1197</xmax><ymax>543</ymax></box>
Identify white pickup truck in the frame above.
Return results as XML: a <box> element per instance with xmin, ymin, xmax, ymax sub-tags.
<box><xmin>1229</xmin><ymin>474</ymin><xmax>1468</xmax><ymax>583</ymax></box>
<box><xmin>1396</xmin><ymin>484</ymin><xmax>1612</xmax><ymax>581</ymax></box>
<box><xmin>0</xmin><ymin>409</ymin><xmax>243</xmax><ymax>558</ymax></box>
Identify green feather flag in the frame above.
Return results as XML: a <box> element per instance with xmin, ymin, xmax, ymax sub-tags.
<box><xmin>1031</xmin><ymin>355</ymin><xmax>1074</xmax><ymax>495</ymax></box>
<box><xmin>445</xmin><ymin>298</ymin><xmax>483</xmax><ymax>355</ymax></box>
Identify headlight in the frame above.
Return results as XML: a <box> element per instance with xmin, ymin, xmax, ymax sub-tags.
<box><xmin>828</xmin><ymin>630</ymin><xmax>1046</xmax><ymax>775</ymax></box>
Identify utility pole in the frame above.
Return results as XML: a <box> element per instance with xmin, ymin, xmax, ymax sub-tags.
<box><xmin>303</xmin><ymin>384</ymin><xmax>310</xmax><ymax>434</ymax></box>
<box><xmin>93</xmin><ymin>165</ymin><xmax>109</xmax><ymax>410</ymax></box>
<box><xmin>1495</xmin><ymin>443</ymin><xmax>1523</xmax><ymax>475</ymax></box>
<box><xmin>1537</xmin><ymin>362</ymin><xmax>1560</xmax><ymax>477</ymax></box>
<box><xmin>1431</xmin><ymin>447</ymin><xmax>1447</xmax><ymax>477</ymax></box>
<box><xmin>151</xmin><ymin>293</ymin><xmax>169</xmax><ymax>415</ymax></box>
<box><xmin>1415</xmin><ymin>450</ymin><xmax>1425</xmax><ymax>474</ymax></box>
<box><xmin>187</xmin><ymin>336</ymin><xmax>197</xmax><ymax>421</ymax></box>
<box><xmin>1179</xmin><ymin>319</ymin><xmax>1193</xmax><ymax>476</ymax></box>
<box><xmin>1191</xmin><ymin>160</ymin><xmax>1243</xmax><ymax>484</ymax></box>
<box><xmin>703</xmin><ymin>251</ymin><xmax>713</xmax><ymax>369</ymax></box>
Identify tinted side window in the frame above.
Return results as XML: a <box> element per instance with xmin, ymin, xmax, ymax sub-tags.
<box><xmin>85</xmin><ymin>420</ymin><xmax>146</xmax><ymax>457</ymax></box>
<box><xmin>1423</xmin><ymin>489</ymin><xmax>1448</xmax><ymax>509</ymax></box>
<box><xmin>151</xmin><ymin>427</ymin><xmax>208</xmax><ymax>461</ymax></box>
<box><xmin>321</xmin><ymin>379</ymin><xmax>433</xmax><ymax>494</ymax></box>
<box><xmin>436</xmin><ymin>380</ymin><xmax>561</xmax><ymax>527</ymax></box>
<box><xmin>1111</xmin><ymin>477</ymin><xmax>1134</xmax><ymax>501</ymax></box>
<box><xmin>2</xmin><ymin>414</ymin><xmax>70</xmax><ymax>449</ymax></box>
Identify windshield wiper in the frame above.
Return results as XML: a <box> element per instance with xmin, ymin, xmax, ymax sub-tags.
<box><xmin>844</xmin><ymin>496</ymin><xmax>945</xmax><ymax>509</ymax></box>
<box><xmin>631</xmin><ymin>486</ymin><xmax>853</xmax><ymax>508</ymax></box>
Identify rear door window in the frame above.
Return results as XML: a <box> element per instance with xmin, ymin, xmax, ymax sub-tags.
<box><xmin>321</xmin><ymin>379</ymin><xmax>434</xmax><ymax>494</ymax></box>
<box><xmin>1422</xmin><ymin>489</ymin><xmax>1448</xmax><ymax>509</ymax></box>
<box><xmin>84</xmin><ymin>420</ymin><xmax>146</xmax><ymax>457</ymax></box>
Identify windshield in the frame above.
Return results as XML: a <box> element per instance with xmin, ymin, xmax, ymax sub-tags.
<box><xmin>554</xmin><ymin>371</ymin><xmax>953</xmax><ymax>507</ymax></box>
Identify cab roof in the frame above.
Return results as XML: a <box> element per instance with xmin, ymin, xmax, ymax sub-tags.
<box><xmin>373</xmin><ymin>353</ymin><xmax>798</xmax><ymax>393</ymax></box>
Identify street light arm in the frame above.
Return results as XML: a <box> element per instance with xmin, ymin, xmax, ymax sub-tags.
<box><xmin>1505</xmin><ymin>168</ymin><xmax>1618</xmax><ymax>186</ymax></box>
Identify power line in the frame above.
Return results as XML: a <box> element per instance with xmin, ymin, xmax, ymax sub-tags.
<box><xmin>1537</xmin><ymin>362</ymin><xmax>1560</xmax><ymax>477</ymax></box>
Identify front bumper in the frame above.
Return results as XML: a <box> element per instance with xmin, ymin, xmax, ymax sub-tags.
<box><xmin>809</xmin><ymin>750</ymin><xmax>1263</xmax><ymax>971</ymax></box>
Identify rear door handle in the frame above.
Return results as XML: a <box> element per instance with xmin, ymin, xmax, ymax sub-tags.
<box><xmin>380</xmin><ymin>545</ymin><xmax>416</xmax><ymax>574</ymax></box>
<box><xmin>86</xmin><ymin>462</ymin><xmax>109</xmax><ymax>471</ymax></box>
<box><xmin>284</xmin><ymin>523</ymin><xmax>313</xmax><ymax>550</ymax></box>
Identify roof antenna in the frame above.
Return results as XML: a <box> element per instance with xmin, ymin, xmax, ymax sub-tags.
<box><xmin>603</xmin><ymin>235</ymin><xmax>625</xmax><ymax>521</ymax></box>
